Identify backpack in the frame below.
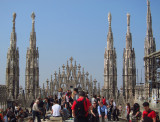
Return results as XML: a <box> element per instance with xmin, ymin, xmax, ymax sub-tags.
<box><xmin>0</xmin><ymin>114</ymin><xmax>3</xmax><ymax>122</ymax></box>
<box><xmin>143</xmin><ymin>110</ymin><xmax>157</xmax><ymax>122</ymax></box>
<box><xmin>75</xmin><ymin>98</ymin><xmax>87</xmax><ymax>118</ymax></box>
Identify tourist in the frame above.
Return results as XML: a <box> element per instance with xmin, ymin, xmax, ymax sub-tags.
<box><xmin>25</xmin><ymin>108</ymin><xmax>29</xmax><ymax>115</ymax></box>
<box><xmin>142</xmin><ymin>102</ymin><xmax>156</xmax><ymax>122</ymax></box>
<box><xmin>30</xmin><ymin>100</ymin><xmax>34</xmax><ymax>113</ymax></box>
<box><xmin>12</xmin><ymin>103</ymin><xmax>16</xmax><ymax>114</ymax></box>
<box><xmin>0</xmin><ymin>109</ymin><xmax>3</xmax><ymax>122</ymax></box>
<box><xmin>55</xmin><ymin>95</ymin><xmax>58</xmax><ymax>101</ymax></box>
<box><xmin>3</xmin><ymin>111</ymin><xmax>8</xmax><ymax>122</ymax></box>
<box><xmin>107</xmin><ymin>104</ymin><xmax>111</xmax><ymax>121</ymax></box>
<box><xmin>110</xmin><ymin>99</ymin><xmax>116</xmax><ymax>109</ymax></box>
<box><xmin>73</xmin><ymin>88</ymin><xmax>79</xmax><ymax>101</ymax></box>
<box><xmin>46</xmin><ymin>98</ymin><xmax>49</xmax><ymax>111</ymax></box>
<box><xmin>98</xmin><ymin>101</ymin><xmax>108</xmax><ymax>122</ymax></box>
<box><xmin>61</xmin><ymin>103</ymin><xmax>70</xmax><ymax>121</ymax></box>
<box><xmin>17</xmin><ymin>109</ymin><xmax>25</xmax><ymax>122</ymax></box>
<box><xmin>126</xmin><ymin>103</ymin><xmax>131</xmax><ymax>121</ymax></box>
<box><xmin>109</xmin><ymin>101</ymin><xmax>113</xmax><ymax>116</ymax></box>
<box><xmin>65</xmin><ymin>92</ymin><xmax>70</xmax><ymax>108</ymax></box>
<box><xmin>58</xmin><ymin>88</ymin><xmax>63</xmax><ymax>105</ymax></box>
<box><xmin>102</xmin><ymin>97</ymin><xmax>106</xmax><ymax>105</ymax></box>
<box><xmin>131</xmin><ymin>103</ymin><xmax>142</xmax><ymax>121</ymax></box>
<box><xmin>96</xmin><ymin>95</ymin><xmax>101</xmax><ymax>104</ymax></box>
<box><xmin>112</xmin><ymin>106</ymin><xmax>119</xmax><ymax>121</ymax></box>
<box><xmin>49</xmin><ymin>96</ymin><xmax>54</xmax><ymax>110</ymax></box>
<box><xmin>51</xmin><ymin>99</ymin><xmax>61</xmax><ymax>117</ymax></box>
<box><xmin>7</xmin><ymin>107</ymin><xmax>16</xmax><ymax>122</ymax></box>
<box><xmin>91</xmin><ymin>95</ymin><xmax>97</xmax><ymax>105</ymax></box>
<box><xmin>44</xmin><ymin>98</ymin><xmax>48</xmax><ymax>120</ymax></box>
<box><xmin>90</xmin><ymin>102</ymin><xmax>99</xmax><ymax>122</ymax></box>
<box><xmin>32</xmin><ymin>99</ymin><xmax>41</xmax><ymax>122</ymax></box>
<box><xmin>38</xmin><ymin>98</ymin><xmax>46</xmax><ymax>121</ymax></box>
<box><xmin>68</xmin><ymin>92</ymin><xmax>74</xmax><ymax>117</ymax></box>
<box><xmin>71</xmin><ymin>91</ymin><xmax>92</xmax><ymax>122</ymax></box>
<box><xmin>14</xmin><ymin>103</ymin><xmax>19</xmax><ymax>116</ymax></box>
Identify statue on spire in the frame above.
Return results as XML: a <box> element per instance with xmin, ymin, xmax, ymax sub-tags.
<box><xmin>70</xmin><ymin>57</ymin><xmax>73</xmax><ymax>63</ymax></box>
<box><xmin>127</xmin><ymin>13</ymin><xmax>130</xmax><ymax>27</ymax></box>
<box><xmin>147</xmin><ymin>0</ymin><xmax>150</xmax><ymax>6</ymax></box>
<box><xmin>108</xmin><ymin>12</ymin><xmax>112</xmax><ymax>26</ymax></box>
<box><xmin>13</xmin><ymin>13</ymin><xmax>16</xmax><ymax>22</ymax></box>
<box><xmin>31</xmin><ymin>12</ymin><xmax>35</xmax><ymax>23</ymax></box>
<box><xmin>127</xmin><ymin>13</ymin><xmax>130</xmax><ymax>34</ymax></box>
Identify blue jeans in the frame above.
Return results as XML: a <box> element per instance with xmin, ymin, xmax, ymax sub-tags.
<box><xmin>33</xmin><ymin>111</ymin><xmax>41</xmax><ymax>122</ymax></box>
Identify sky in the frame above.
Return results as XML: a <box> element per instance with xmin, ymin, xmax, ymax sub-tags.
<box><xmin>0</xmin><ymin>0</ymin><xmax>160</xmax><ymax>90</ymax></box>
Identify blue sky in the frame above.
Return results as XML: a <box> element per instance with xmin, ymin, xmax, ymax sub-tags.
<box><xmin>0</xmin><ymin>0</ymin><xmax>160</xmax><ymax>89</ymax></box>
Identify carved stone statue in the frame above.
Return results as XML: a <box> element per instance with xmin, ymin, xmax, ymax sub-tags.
<box><xmin>127</xmin><ymin>13</ymin><xmax>130</xmax><ymax>26</ymax></box>
<box><xmin>108</xmin><ymin>12</ymin><xmax>111</xmax><ymax>26</ymax></box>
<box><xmin>13</xmin><ymin>13</ymin><xmax>16</xmax><ymax>22</ymax></box>
<box><xmin>31</xmin><ymin>12</ymin><xmax>35</xmax><ymax>23</ymax></box>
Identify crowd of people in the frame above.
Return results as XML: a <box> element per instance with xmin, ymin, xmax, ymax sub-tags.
<box><xmin>0</xmin><ymin>88</ymin><xmax>159</xmax><ymax>122</ymax></box>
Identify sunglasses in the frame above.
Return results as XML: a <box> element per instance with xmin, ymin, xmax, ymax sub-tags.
<box><xmin>93</xmin><ymin>103</ymin><xmax>96</xmax><ymax>104</ymax></box>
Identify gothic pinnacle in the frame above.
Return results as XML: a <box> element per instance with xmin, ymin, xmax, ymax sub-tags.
<box><xmin>31</xmin><ymin>12</ymin><xmax>35</xmax><ymax>32</ymax></box>
<box><xmin>108</xmin><ymin>12</ymin><xmax>111</xmax><ymax>28</ymax></box>
<box><xmin>12</xmin><ymin>12</ymin><xmax>16</xmax><ymax>32</ymax></box>
<box><xmin>127</xmin><ymin>13</ymin><xmax>130</xmax><ymax>34</ymax></box>
<box><xmin>147</xmin><ymin>0</ymin><xmax>150</xmax><ymax>6</ymax></box>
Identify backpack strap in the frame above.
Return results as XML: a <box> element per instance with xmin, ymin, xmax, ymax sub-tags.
<box><xmin>147</xmin><ymin>109</ymin><xmax>153</xmax><ymax>116</ymax></box>
<box><xmin>83</xmin><ymin>97</ymin><xmax>87</xmax><ymax>107</ymax></box>
<box><xmin>75</xmin><ymin>100</ymin><xmax>78</xmax><ymax>104</ymax></box>
<box><xmin>75</xmin><ymin>97</ymin><xmax>87</xmax><ymax>107</ymax></box>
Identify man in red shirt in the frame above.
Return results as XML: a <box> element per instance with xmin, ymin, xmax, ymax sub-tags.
<box><xmin>102</xmin><ymin>97</ymin><xmax>106</xmax><ymax>105</ymax></box>
<box><xmin>142</xmin><ymin>102</ymin><xmax>156</xmax><ymax>122</ymax></box>
<box><xmin>72</xmin><ymin>91</ymin><xmax>92</xmax><ymax>122</ymax></box>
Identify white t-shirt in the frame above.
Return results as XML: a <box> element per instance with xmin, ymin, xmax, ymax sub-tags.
<box><xmin>91</xmin><ymin>98</ymin><xmax>95</xmax><ymax>104</ymax></box>
<box><xmin>65</xmin><ymin>96</ymin><xmax>69</xmax><ymax>102</ymax></box>
<box><xmin>52</xmin><ymin>104</ymin><xmax>61</xmax><ymax>117</ymax></box>
<box><xmin>58</xmin><ymin>92</ymin><xmax>62</xmax><ymax>99</ymax></box>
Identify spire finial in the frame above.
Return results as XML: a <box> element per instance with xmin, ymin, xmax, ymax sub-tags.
<box><xmin>31</xmin><ymin>12</ymin><xmax>35</xmax><ymax>32</ymax></box>
<box><xmin>51</xmin><ymin>75</ymin><xmax>53</xmax><ymax>81</ymax></box>
<box><xmin>59</xmin><ymin>67</ymin><xmax>61</xmax><ymax>74</ymax></box>
<box><xmin>108</xmin><ymin>12</ymin><xmax>112</xmax><ymax>27</ymax></box>
<box><xmin>13</xmin><ymin>13</ymin><xmax>16</xmax><ymax>23</ymax></box>
<box><xmin>146</xmin><ymin>0</ymin><xmax>152</xmax><ymax>36</ymax></box>
<box><xmin>127</xmin><ymin>13</ymin><xmax>130</xmax><ymax>34</ymax></box>
<box><xmin>147</xmin><ymin>0</ymin><xmax>150</xmax><ymax>6</ymax></box>
<box><xmin>12</xmin><ymin>13</ymin><xmax>16</xmax><ymax>32</ymax></box>
<box><xmin>31</xmin><ymin>12</ymin><xmax>35</xmax><ymax>23</ymax></box>
<box><xmin>62</xmin><ymin>64</ymin><xmax>65</xmax><ymax>70</ymax></box>
<box><xmin>70</xmin><ymin>57</ymin><xmax>73</xmax><ymax>63</ymax></box>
